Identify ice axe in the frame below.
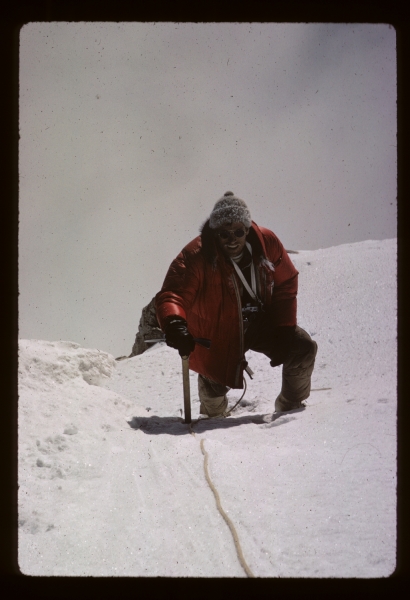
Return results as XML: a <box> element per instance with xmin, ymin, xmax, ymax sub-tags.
<box><xmin>144</xmin><ymin>336</ymin><xmax>211</xmax><ymax>424</ymax></box>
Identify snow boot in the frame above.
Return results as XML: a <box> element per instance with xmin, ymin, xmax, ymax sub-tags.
<box><xmin>198</xmin><ymin>375</ymin><xmax>229</xmax><ymax>417</ymax></box>
<box><xmin>274</xmin><ymin>392</ymin><xmax>305</xmax><ymax>413</ymax></box>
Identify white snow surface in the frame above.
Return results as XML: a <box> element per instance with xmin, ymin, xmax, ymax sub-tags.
<box><xmin>18</xmin><ymin>239</ymin><xmax>397</xmax><ymax>577</ymax></box>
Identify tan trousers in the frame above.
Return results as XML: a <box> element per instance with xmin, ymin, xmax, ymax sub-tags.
<box><xmin>280</xmin><ymin>326</ymin><xmax>318</xmax><ymax>404</ymax></box>
<box><xmin>198</xmin><ymin>375</ymin><xmax>229</xmax><ymax>417</ymax></box>
<box><xmin>198</xmin><ymin>325</ymin><xmax>317</xmax><ymax>415</ymax></box>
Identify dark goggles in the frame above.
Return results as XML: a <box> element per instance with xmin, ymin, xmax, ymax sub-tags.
<box><xmin>216</xmin><ymin>228</ymin><xmax>246</xmax><ymax>240</ymax></box>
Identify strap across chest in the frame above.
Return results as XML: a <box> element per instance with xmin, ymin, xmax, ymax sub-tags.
<box><xmin>230</xmin><ymin>242</ymin><xmax>260</xmax><ymax>303</ymax></box>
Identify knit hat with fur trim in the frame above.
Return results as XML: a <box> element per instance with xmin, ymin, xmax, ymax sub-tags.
<box><xmin>209</xmin><ymin>191</ymin><xmax>252</xmax><ymax>230</ymax></box>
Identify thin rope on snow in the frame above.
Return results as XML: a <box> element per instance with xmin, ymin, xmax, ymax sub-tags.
<box><xmin>189</xmin><ymin>424</ymin><xmax>255</xmax><ymax>578</ymax></box>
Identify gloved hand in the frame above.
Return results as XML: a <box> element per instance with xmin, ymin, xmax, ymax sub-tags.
<box><xmin>165</xmin><ymin>319</ymin><xmax>196</xmax><ymax>357</ymax></box>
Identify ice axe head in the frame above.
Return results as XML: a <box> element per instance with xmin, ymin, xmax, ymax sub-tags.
<box><xmin>193</xmin><ymin>337</ymin><xmax>211</xmax><ymax>349</ymax></box>
<box><xmin>144</xmin><ymin>336</ymin><xmax>211</xmax><ymax>350</ymax></box>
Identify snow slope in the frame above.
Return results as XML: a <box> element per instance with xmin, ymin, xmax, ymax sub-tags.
<box><xmin>18</xmin><ymin>238</ymin><xmax>397</xmax><ymax>577</ymax></box>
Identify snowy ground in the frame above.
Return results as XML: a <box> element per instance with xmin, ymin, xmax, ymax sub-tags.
<box><xmin>18</xmin><ymin>238</ymin><xmax>397</xmax><ymax>577</ymax></box>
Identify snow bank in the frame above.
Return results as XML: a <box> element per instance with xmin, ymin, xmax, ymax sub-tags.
<box><xmin>18</xmin><ymin>340</ymin><xmax>147</xmax><ymax>547</ymax></box>
<box><xmin>19</xmin><ymin>339</ymin><xmax>116</xmax><ymax>388</ymax></box>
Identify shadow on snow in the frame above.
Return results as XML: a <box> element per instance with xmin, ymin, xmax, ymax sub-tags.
<box><xmin>127</xmin><ymin>406</ymin><xmax>305</xmax><ymax>436</ymax></box>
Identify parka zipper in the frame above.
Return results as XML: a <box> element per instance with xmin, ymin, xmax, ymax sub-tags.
<box><xmin>231</xmin><ymin>273</ymin><xmax>245</xmax><ymax>388</ymax></box>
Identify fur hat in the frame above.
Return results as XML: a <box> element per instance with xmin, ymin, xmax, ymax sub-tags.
<box><xmin>209</xmin><ymin>191</ymin><xmax>252</xmax><ymax>230</ymax></box>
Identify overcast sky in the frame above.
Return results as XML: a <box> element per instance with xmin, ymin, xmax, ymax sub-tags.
<box><xmin>19</xmin><ymin>22</ymin><xmax>396</xmax><ymax>357</ymax></box>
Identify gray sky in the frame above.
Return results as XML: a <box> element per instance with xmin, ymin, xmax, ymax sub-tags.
<box><xmin>19</xmin><ymin>22</ymin><xmax>396</xmax><ymax>357</ymax></box>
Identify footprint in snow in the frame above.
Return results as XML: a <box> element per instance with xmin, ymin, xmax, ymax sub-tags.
<box><xmin>63</xmin><ymin>424</ymin><xmax>78</xmax><ymax>435</ymax></box>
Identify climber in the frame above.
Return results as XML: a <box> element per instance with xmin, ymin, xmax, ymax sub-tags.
<box><xmin>155</xmin><ymin>191</ymin><xmax>317</xmax><ymax>417</ymax></box>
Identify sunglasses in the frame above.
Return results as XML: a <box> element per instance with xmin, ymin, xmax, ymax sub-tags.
<box><xmin>216</xmin><ymin>228</ymin><xmax>247</xmax><ymax>240</ymax></box>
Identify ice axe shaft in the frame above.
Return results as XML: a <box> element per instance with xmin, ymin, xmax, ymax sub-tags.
<box><xmin>181</xmin><ymin>356</ymin><xmax>191</xmax><ymax>424</ymax></box>
<box><xmin>144</xmin><ymin>336</ymin><xmax>211</xmax><ymax>425</ymax></box>
<box><xmin>181</xmin><ymin>337</ymin><xmax>211</xmax><ymax>424</ymax></box>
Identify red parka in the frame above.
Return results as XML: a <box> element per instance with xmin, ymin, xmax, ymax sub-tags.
<box><xmin>155</xmin><ymin>221</ymin><xmax>298</xmax><ymax>389</ymax></box>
